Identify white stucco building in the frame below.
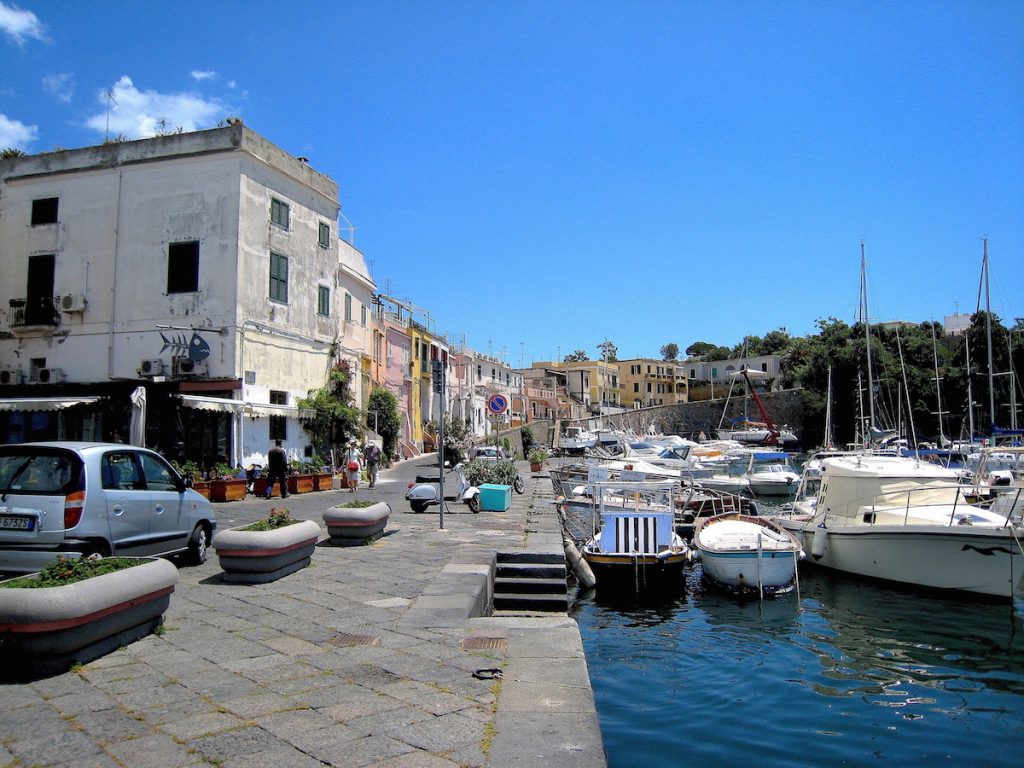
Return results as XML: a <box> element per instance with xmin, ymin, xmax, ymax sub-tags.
<box><xmin>0</xmin><ymin>124</ymin><xmax>373</xmax><ymax>470</ymax></box>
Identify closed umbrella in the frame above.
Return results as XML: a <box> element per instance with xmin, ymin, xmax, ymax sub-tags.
<box><xmin>129</xmin><ymin>386</ymin><xmax>147</xmax><ymax>446</ymax></box>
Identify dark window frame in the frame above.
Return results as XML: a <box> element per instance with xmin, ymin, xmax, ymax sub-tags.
<box><xmin>269</xmin><ymin>251</ymin><xmax>289</xmax><ymax>303</ymax></box>
<box><xmin>318</xmin><ymin>221</ymin><xmax>330</xmax><ymax>248</ymax></box>
<box><xmin>167</xmin><ymin>240</ymin><xmax>200</xmax><ymax>294</ymax></box>
<box><xmin>270</xmin><ymin>198</ymin><xmax>290</xmax><ymax>229</ymax></box>
<box><xmin>31</xmin><ymin>197</ymin><xmax>59</xmax><ymax>226</ymax></box>
<box><xmin>317</xmin><ymin>285</ymin><xmax>331</xmax><ymax>316</ymax></box>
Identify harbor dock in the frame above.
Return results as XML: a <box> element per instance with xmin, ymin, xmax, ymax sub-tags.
<box><xmin>0</xmin><ymin>457</ymin><xmax>605</xmax><ymax>768</ymax></box>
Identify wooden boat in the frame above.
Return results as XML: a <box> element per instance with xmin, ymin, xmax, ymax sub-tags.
<box><xmin>694</xmin><ymin>512</ymin><xmax>803</xmax><ymax>597</ymax></box>
<box><xmin>580</xmin><ymin>482</ymin><xmax>691</xmax><ymax>590</ymax></box>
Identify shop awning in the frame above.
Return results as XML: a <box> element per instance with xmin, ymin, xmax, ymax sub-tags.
<box><xmin>176</xmin><ymin>394</ymin><xmax>245</xmax><ymax>413</ymax></box>
<box><xmin>0</xmin><ymin>396</ymin><xmax>103</xmax><ymax>412</ymax></box>
<box><xmin>176</xmin><ymin>395</ymin><xmax>311</xmax><ymax>419</ymax></box>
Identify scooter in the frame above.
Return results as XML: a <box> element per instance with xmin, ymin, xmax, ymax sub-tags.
<box><xmin>405</xmin><ymin>462</ymin><xmax>481</xmax><ymax>513</ymax></box>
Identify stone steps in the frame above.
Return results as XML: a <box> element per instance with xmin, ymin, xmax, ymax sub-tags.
<box><xmin>493</xmin><ymin>551</ymin><xmax>568</xmax><ymax>613</ymax></box>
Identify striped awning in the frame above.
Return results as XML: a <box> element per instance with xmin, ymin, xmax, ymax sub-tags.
<box><xmin>0</xmin><ymin>396</ymin><xmax>103</xmax><ymax>412</ymax></box>
<box><xmin>176</xmin><ymin>394</ymin><xmax>245</xmax><ymax>413</ymax></box>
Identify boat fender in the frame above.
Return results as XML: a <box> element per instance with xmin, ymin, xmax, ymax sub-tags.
<box><xmin>563</xmin><ymin>536</ymin><xmax>597</xmax><ymax>588</ymax></box>
<box><xmin>811</xmin><ymin>523</ymin><xmax>828</xmax><ymax>559</ymax></box>
<box><xmin>748</xmin><ymin>501</ymin><xmax>759</xmax><ymax>516</ymax></box>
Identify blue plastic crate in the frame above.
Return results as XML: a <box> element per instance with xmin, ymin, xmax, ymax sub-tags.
<box><xmin>478</xmin><ymin>483</ymin><xmax>512</xmax><ymax>512</ymax></box>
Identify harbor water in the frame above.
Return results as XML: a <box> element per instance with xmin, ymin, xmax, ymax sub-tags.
<box><xmin>572</xmin><ymin>566</ymin><xmax>1024</xmax><ymax>768</ymax></box>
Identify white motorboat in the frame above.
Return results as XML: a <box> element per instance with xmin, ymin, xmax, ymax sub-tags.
<box><xmin>744</xmin><ymin>452</ymin><xmax>801</xmax><ymax>496</ymax></box>
<box><xmin>558</xmin><ymin>426</ymin><xmax>598</xmax><ymax>453</ymax></box>
<box><xmin>694</xmin><ymin>512</ymin><xmax>804</xmax><ymax>596</ymax></box>
<box><xmin>778</xmin><ymin>454</ymin><xmax>1024</xmax><ymax>600</ymax></box>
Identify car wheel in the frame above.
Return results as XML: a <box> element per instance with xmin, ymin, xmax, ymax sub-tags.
<box><xmin>513</xmin><ymin>475</ymin><xmax>525</xmax><ymax>494</ymax></box>
<box><xmin>410</xmin><ymin>500</ymin><xmax>428</xmax><ymax>513</ymax></box>
<box><xmin>187</xmin><ymin>524</ymin><xmax>209</xmax><ymax>565</ymax></box>
<box><xmin>467</xmin><ymin>494</ymin><xmax>481</xmax><ymax>513</ymax></box>
<box><xmin>81</xmin><ymin>541</ymin><xmax>111</xmax><ymax>558</ymax></box>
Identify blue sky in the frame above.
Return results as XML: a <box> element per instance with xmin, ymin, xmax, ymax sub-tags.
<box><xmin>3</xmin><ymin>1</ymin><xmax>1022</xmax><ymax>366</ymax></box>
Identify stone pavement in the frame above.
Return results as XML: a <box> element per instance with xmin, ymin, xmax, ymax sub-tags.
<box><xmin>0</xmin><ymin>456</ymin><xmax>606</xmax><ymax>768</ymax></box>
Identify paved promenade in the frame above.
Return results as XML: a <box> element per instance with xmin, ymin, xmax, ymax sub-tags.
<box><xmin>0</xmin><ymin>456</ymin><xmax>605</xmax><ymax>768</ymax></box>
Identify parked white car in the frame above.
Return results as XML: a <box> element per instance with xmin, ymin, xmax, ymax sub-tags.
<box><xmin>0</xmin><ymin>442</ymin><xmax>216</xmax><ymax>574</ymax></box>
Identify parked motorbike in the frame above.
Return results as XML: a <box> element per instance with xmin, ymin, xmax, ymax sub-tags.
<box><xmin>405</xmin><ymin>462</ymin><xmax>481</xmax><ymax>513</ymax></box>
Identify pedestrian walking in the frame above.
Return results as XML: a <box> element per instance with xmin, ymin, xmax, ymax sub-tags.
<box><xmin>265</xmin><ymin>439</ymin><xmax>289</xmax><ymax>498</ymax></box>
<box><xmin>363</xmin><ymin>442</ymin><xmax>381</xmax><ymax>488</ymax></box>
<box><xmin>345</xmin><ymin>439</ymin><xmax>362</xmax><ymax>492</ymax></box>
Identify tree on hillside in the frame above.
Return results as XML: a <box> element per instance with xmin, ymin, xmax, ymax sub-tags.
<box><xmin>564</xmin><ymin>349</ymin><xmax>589</xmax><ymax>362</ymax></box>
<box><xmin>660</xmin><ymin>343</ymin><xmax>679</xmax><ymax>361</ymax></box>
<box><xmin>598</xmin><ymin>339</ymin><xmax>618</xmax><ymax>362</ymax></box>
<box><xmin>685</xmin><ymin>341</ymin><xmax>730</xmax><ymax>361</ymax></box>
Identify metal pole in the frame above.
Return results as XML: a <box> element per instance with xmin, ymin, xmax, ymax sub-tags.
<box><xmin>438</xmin><ymin>367</ymin><xmax>446</xmax><ymax>529</ymax></box>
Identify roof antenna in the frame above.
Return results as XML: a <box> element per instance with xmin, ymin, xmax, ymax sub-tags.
<box><xmin>104</xmin><ymin>88</ymin><xmax>117</xmax><ymax>141</ymax></box>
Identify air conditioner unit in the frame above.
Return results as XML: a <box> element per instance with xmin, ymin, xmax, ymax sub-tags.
<box><xmin>60</xmin><ymin>293</ymin><xmax>87</xmax><ymax>313</ymax></box>
<box><xmin>138</xmin><ymin>358</ymin><xmax>163</xmax><ymax>377</ymax></box>
<box><xmin>173</xmin><ymin>357</ymin><xmax>207</xmax><ymax>377</ymax></box>
<box><xmin>35</xmin><ymin>367</ymin><xmax>63</xmax><ymax>384</ymax></box>
<box><xmin>0</xmin><ymin>369</ymin><xmax>24</xmax><ymax>385</ymax></box>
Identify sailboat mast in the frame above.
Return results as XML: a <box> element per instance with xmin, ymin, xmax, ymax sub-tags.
<box><xmin>965</xmin><ymin>332</ymin><xmax>975</xmax><ymax>440</ymax></box>
<box><xmin>983</xmin><ymin>238</ymin><xmax>995</xmax><ymax>432</ymax></box>
<box><xmin>824</xmin><ymin>366</ymin><xmax>834</xmax><ymax>449</ymax></box>
<box><xmin>860</xmin><ymin>242</ymin><xmax>877</xmax><ymax>432</ymax></box>
<box><xmin>931</xmin><ymin>324</ymin><xmax>947</xmax><ymax>445</ymax></box>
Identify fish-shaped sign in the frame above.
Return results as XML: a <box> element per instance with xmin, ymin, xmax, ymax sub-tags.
<box><xmin>160</xmin><ymin>332</ymin><xmax>211</xmax><ymax>361</ymax></box>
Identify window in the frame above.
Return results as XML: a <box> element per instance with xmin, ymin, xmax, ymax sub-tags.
<box><xmin>317</xmin><ymin>285</ymin><xmax>330</xmax><ymax>316</ymax></box>
<box><xmin>269</xmin><ymin>251</ymin><xmax>288</xmax><ymax>302</ymax></box>
<box><xmin>167</xmin><ymin>241</ymin><xmax>200</xmax><ymax>294</ymax></box>
<box><xmin>344</xmin><ymin>293</ymin><xmax>352</xmax><ymax>322</ymax></box>
<box><xmin>32</xmin><ymin>197</ymin><xmax>59</xmax><ymax>226</ymax></box>
<box><xmin>139</xmin><ymin>453</ymin><xmax>178</xmax><ymax>492</ymax></box>
<box><xmin>270</xmin><ymin>198</ymin><xmax>290</xmax><ymax>229</ymax></box>
<box><xmin>269</xmin><ymin>390</ymin><xmax>287</xmax><ymax>440</ymax></box>
<box><xmin>318</xmin><ymin>222</ymin><xmax>330</xmax><ymax>247</ymax></box>
<box><xmin>633</xmin><ymin>383</ymin><xmax>640</xmax><ymax>393</ymax></box>
<box><xmin>361</xmin><ymin>304</ymin><xmax>367</xmax><ymax>326</ymax></box>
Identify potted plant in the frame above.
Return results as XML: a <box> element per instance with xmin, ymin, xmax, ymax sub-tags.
<box><xmin>0</xmin><ymin>555</ymin><xmax>179</xmax><ymax>679</ymax></box>
<box><xmin>209</xmin><ymin>462</ymin><xmax>247</xmax><ymax>502</ymax></box>
<box><xmin>309</xmin><ymin>455</ymin><xmax>334</xmax><ymax>491</ymax></box>
<box><xmin>528</xmin><ymin>447</ymin><xmax>549</xmax><ymax>472</ymax></box>
<box><xmin>287</xmin><ymin>464</ymin><xmax>315</xmax><ymax>494</ymax></box>
<box><xmin>323</xmin><ymin>499</ymin><xmax>390</xmax><ymax>545</ymax></box>
<box><xmin>174</xmin><ymin>459</ymin><xmax>210</xmax><ymax>499</ymax></box>
<box><xmin>212</xmin><ymin>508</ymin><xmax>320</xmax><ymax>584</ymax></box>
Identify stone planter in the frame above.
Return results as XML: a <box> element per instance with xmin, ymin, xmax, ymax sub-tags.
<box><xmin>312</xmin><ymin>472</ymin><xmax>334</xmax><ymax>491</ymax></box>
<box><xmin>287</xmin><ymin>474</ymin><xmax>315</xmax><ymax>494</ymax></box>
<box><xmin>209</xmin><ymin>478</ymin><xmax>247</xmax><ymax>502</ymax></box>
<box><xmin>323</xmin><ymin>501</ymin><xmax>390</xmax><ymax>545</ymax></box>
<box><xmin>0</xmin><ymin>558</ymin><xmax>179</xmax><ymax>679</ymax></box>
<box><xmin>212</xmin><ymin>519</ymin><xmax>320</xmax><ymax>584</ymax></box>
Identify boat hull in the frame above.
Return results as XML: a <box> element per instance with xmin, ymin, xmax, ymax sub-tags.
<box><xmin>583</xmin><ymin>549</ymin><xmax>689</xmax><ymax>590</ymax></box>
<box><xmin>782</xmin><ymin>521</ymin><xmax>1024</xmax><ymax>599</ymax></box>
<box><xmin>699</xmin><ymin>549</ymin><xmax>799</xmax><ymax>595</ymax></box>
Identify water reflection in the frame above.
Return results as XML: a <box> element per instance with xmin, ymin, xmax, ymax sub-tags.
<box><xmin>573</xmin><ymin>566</ymin><xmax>1024</xmax><ymax>768</ymax></box>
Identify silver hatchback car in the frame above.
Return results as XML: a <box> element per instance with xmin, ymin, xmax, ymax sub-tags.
<box><xmin>0</xmin><ymin>442</ymin><xmax>216</xmax><ymax>574</ymax></box>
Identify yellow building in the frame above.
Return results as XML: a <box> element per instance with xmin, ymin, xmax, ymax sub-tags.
<box><xmin>534</xmin><ymin>359</ymin><xmax>620</xmax><ymax>414</ymax></box>
<box><xmin>618</xmin><ymin>359</ymin><xmax>688</xmax><ymax>408</ymax></box>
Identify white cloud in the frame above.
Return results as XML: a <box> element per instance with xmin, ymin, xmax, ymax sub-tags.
<box><xmin>0</xmin><ymin>1</ymin><xmax>46</xmax><ymax>45</ymax></box>
<box><xmin>85</xmin><ymin>76</ymin><xmax>224</xmax><ymax>139</ymax></box>
<box><xmin>43</xmin><ymin>72</ymin><xmax>73</xmax><ymax>103</ymax></box>
<box><xmin>0</xmin><ymin>113</ymin><xmax>38</xmax><ymax>149</ymax></box>
<box><xmin>190</xmin><ymin>70</ymin><xmax>217</xmax><ymax>82</ymax></box>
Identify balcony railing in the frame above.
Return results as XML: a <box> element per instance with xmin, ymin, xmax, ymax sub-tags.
<box><xmin>9</xmin><ymin>297</ymin><xmax>60</xmax><ymax>328</ymax></box>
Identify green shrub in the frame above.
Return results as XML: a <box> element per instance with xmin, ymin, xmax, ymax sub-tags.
<box><xmin>1</xmin><ymin>556</ymin><xmax>144</xmax><ymax>588</ymax></box>
<box><xmin>242</xmin><ymin>507</ymin><xmax>299</xmax><ymax>532</ymax></box>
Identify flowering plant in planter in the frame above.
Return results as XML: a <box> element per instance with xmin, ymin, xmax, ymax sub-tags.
<box><xmin>242</xmin><ymin>507</ymin><xmax>299</xmax><ymax>531</ymax></box>
<box><xmin>1</xmin><ymin>555</ymin><xmax>143</xmax><ymax>588</ymax></box>
<box><xmin>213</xmin><ymin>508</ymin><xmax>319</xmax><ymax>583</ymax></box>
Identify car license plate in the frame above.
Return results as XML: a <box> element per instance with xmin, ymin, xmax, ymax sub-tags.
<box><xmin>0</xmin><ymin>515</ymin><xmax>35</xmax><ymax>531</ymax></box>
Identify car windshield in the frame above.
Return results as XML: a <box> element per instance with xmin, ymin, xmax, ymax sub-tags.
<box><xmin>0</xmin><ymin>448</ymin><xmax>82</xmax><ymax>495</ymax></box>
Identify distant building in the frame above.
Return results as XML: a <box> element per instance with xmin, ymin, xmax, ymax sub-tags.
<box><xmin>944</xmin><ymin>313</ymin><xmax>972</xmax><ymax>336</ymax></box>
<box><xmin>617</xmin><ymin>358</ymin><xmax>688</xmax><ymax>408</ymax></box>
<box><xmin>685</xmin><ymin>355</ymin><xmax>783</xmax><ymax>386</ymax></box>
